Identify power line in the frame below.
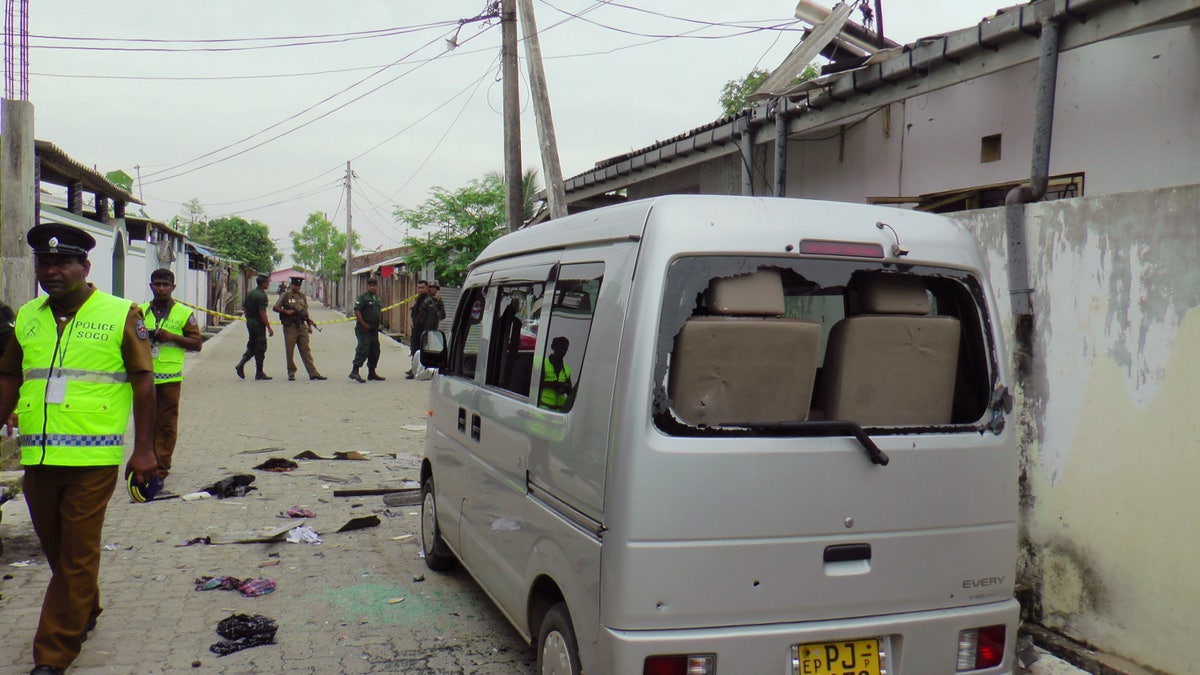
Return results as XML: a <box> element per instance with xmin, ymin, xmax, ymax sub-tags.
<box><xmin>141</xmin><ymin>22</ymin><xmax>499</xmax><ymax>186</ymax></box>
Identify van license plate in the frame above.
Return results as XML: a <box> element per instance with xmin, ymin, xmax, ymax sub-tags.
<box><xmin>793</xmin><ymin>638</ymin><xmax>880</xmax><ymax>675</ymax></box>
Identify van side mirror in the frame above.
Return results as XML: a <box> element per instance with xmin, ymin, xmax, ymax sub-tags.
<box><xmin>420</xmin><ymin>330</ymin><xmax>446</xmax><ymax>368</ymax></box>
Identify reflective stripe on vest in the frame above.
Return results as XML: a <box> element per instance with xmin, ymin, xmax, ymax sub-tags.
<box><xmin>15</xmin><ymin>291</ymin><xmax>134</xmax><ymax>467</ymax></box>
<box><xmin>140</xmin><ymin>301</ymin><xmax>191</xmax><ymax>384</ymax></box>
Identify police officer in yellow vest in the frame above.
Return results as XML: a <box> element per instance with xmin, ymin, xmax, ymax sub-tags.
<box><xmin>140</xmin><ymin>268</ymin><xmax>203</xmax><ymax>483</ymax></box>
<box><xmin>539</xmin><ymin>336</ymin><xmax>574</xmax><ymax>412</ymax></box>
<box><xmin>0</xmin><ymin>223</ymin><xmax>155</xmax><ymax>675</ymax></box>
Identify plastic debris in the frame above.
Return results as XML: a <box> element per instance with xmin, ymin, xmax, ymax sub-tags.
<box><xmin>285</xmin><ymin>525</ymin><xmax>322</xmax><ymax>544</ymax></box>
<box><xmin>176</xmin><ymin>536</ymin><xmax>211</xmax><ymax>547</ymax></box>
<box><xmin>200</xmin><ymin>474</ymin><xmax>257</xmax><ymax>499</ymax></box>
<box><xmin>209</xmin><ymin>613</ymin><xmax>278</xmax><ymax>656</ymax></box>
<box><xmin>332</xmin><ymin>451</ymin><xmax>369</xmax><ymax>461</ymax></box>
<box><xmin>193</xmin><ymin>575</ymin><xmax>275</xmax><ymax>597</ymax></box>
<box><xmin>279</xmin><ymin>506</ymin><xmax>315</xmax><ymax>518</ymax></box>
<box><xmin>181</xmin><ymin>491</ymin><xmax>211</xmax><ymax>501</ymax></box>
<box><xmin>253</xmin><ymin>457</ymin><xmax>298</xmax><ymax>472</ymax></box>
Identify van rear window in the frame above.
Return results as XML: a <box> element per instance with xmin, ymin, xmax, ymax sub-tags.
<box><xmin>653</xmin><ymin>256</ymin><xmax>996</xmax><ymax>436</ymax></box>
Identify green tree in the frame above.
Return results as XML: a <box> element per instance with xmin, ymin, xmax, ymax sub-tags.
<box><xmin>719</xmin><ymin>64</ymin><xmax>819</xmax><ymax>117</ymax></box>
<box><xmin>290</xmin><ymin>211</ymin><xmax>360</xmax><ymax>283</ymax></box>
<box><xmin>192</xmin><ymin>215</ymin><xmax>281</xmax><ymax>273</ymax></box>
<box><xmin>396</xmin><ymin>170</ymin><xmax>542</xmax><ymax>287</ymax></box>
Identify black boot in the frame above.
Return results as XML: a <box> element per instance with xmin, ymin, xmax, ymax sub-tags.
<box><xmin>368</xmin><ymin>371</ymin><xmax>386</xmax><ymax>381</ymax></box>
<box><xmin>234</xmin><ymin>358</ymin><xmax>247</xmax><ymax>379</ymax></box>
<box><xmin>349</xmin><ymin>368</ymin><xmax>365</xmax><ymax>383</ymax></box>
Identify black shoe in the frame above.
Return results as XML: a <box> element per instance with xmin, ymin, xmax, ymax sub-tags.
<box><xmin>349</xmin><ymin>370</ymin><xmax>365</xmax><ymax>383</ymax></box>
<box><xmin>235</xmin><ymin>363</ymin><xmax>245</xmax><ymax>379</ymax></box>
<box><xmin>310</xmin><ymin>374</ymin><xmax>327</xmax><ymax>381</ymax></box>
<box><xmin>30</xmin><ymin>666</ymin><xmax>66</xmax><ymax>675</ymax></box>
<box><xmin>288</xmin><ymin>373</ymin><xmax>296</xmax><ymax>381</ymax></box>
<box><xmin>405</xmin><ymin>370</ymin><xmax>413</xmax><ymax>376</ymax></box>
<box><xmin>368</xmin><ymin>372</ymin><xmax>386</xmax><ymax>381</ymax></box>
<box><xmin>404</xmin><ymin>373</ymin><xmax>415</xmax><ymax>380</ymax></box>
<box><xmin>255</xmin><ymin>373</ymin><xmax>273</xmax><ymax>381</ymax></box>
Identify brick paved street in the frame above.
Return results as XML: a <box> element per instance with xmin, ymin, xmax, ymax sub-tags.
<box><xmin>0</xmin><ymin>302</ymin><xmax>532</xmax><ymax>675</ymax></box>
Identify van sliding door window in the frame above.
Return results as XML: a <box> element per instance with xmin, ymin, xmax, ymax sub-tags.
<box><xmin>485</xmin><ymin>282</ymin><xmax>545</xmax><ymax>397</ymax></box>
<box><xmin>537</xmin><ymin>263</ymin><xmax>604</xmax><ymax>414</ymax></box>
<box><xmin>445</xmin><ymin>286</ymin><xmax>486</xmax><ymax>380</ymax></box>
<box><xmin>653</xmin><ymin>256</ymin><xmax>996</xmax><ymax>436</ymax></box>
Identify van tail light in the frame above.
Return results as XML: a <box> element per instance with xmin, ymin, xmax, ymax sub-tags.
<box><xmin>956</xmin><ymin>624</ymin><xmax>1006</xmax><ymax>670</ymax></box>
<box><xmin>643</xmin><ymin>654</ymin><xmax>715</xmax><ymax>675</ymax></box>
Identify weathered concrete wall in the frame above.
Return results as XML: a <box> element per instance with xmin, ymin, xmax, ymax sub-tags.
<box><xmin>954</xmin><ymin>184</ymin><xmax>1200</xmax><ymax>674</ymax></box>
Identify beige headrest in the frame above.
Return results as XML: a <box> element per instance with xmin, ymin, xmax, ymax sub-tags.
<box><xmin>706</xmin><ymin>270</ymin><xmax>785</xmax><ymax>316</ymax></box>
<box><xmin>858</xmin><ymin>274</ymin><xmax>930</xmax><ymax>315</ymax></box>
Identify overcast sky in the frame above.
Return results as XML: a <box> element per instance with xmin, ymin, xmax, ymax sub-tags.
<box><xmin>28</xmin><ymin>0</ymin><xmax>1008</xmax><ymax>260</ymax></box>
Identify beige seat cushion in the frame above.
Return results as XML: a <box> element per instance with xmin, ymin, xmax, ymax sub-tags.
<box><xmin>670</xmin><ymin>317</ymin><xmax>821</xmax><ymax>426</ymax></box>
<box><xmin>821</xmin><ymin>314</ymin><xmax>961</xmax><ymax>425</ymax></box>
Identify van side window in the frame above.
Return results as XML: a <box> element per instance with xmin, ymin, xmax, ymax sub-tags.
<box><xmin>486</xmin><ymin>282</ymin><xmax>545</xmax><ymax>397</ymax></box>
<box><xmin>446</xmin><ymin>286</ymin><xmax>486</xmax><ymax>380</ymax></box>
<box><xmin>537</xmin><ymin>263</ymin><xmax>604</xmax><ymax>413</ymax></box>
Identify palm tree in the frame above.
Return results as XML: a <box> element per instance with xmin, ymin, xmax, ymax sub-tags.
<box><xmin>487</xmin><ymin>168</ymin><xmax>542</xmax><ymax>223</ymax></box>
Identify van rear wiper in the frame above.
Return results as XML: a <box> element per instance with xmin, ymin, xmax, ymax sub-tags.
<box><xmin>722</xmin><ymin>420</ymin><xmax>890</xmax><ymax>466</ymax></box>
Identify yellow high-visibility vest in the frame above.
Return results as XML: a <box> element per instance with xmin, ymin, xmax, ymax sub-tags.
<box><xmin>15</xmin><ymin>291</ymin><xmax>135</xmax><ymax>466</ymax></box>
<box><xmin>540</xmin><ymin>359</ymin><xmax>572</xmax><ymax>411</ymax></box>
<box><xmin>140</xmin><ymin>300</ymin><xmax>193</xmax><ymax>384</ymax></box>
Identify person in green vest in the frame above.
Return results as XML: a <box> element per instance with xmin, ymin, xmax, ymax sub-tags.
<box><xmin>350</xmin><ymin>277</ymin><xmax>385</xmax><ymax>382</ymax></box>
<box><xmin>234</xmin><ymin>274</ymin><xmax>275</xmax><ymax>380</ymax></box>
<box><xmin>539</xmin><ymin>336</ymin><xmax>574</xmax><ymax>412</ymax></box>
<box><xmin>140</xmin><ymin>268</ymin><xmax>204</xmax><ymax>484</ymax></box>
<box><xmin>0</xmin><ymin>223</ymin><xmax>155</xmax><ymax>675</ymax></box>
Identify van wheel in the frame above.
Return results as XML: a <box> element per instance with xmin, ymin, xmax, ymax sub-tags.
<box><xmin>420</xmin><ymin>477</ymin><xmax>456</xmax><ymax>571</ymax></box>
<box><xmin>537</xmin><ymin>603</ymin><xmax>581</xmax><ymax>675</ymax></box>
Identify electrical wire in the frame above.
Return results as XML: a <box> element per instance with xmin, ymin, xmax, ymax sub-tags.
<box><xmin>141</xmin><ymin>21</ymin><xmax>499</xmax><ymax>187</ymax></box>
<box><xmin>538</xmin><ymin>0</ymin><xmax>801</xmax><ymax>41</ymax></box>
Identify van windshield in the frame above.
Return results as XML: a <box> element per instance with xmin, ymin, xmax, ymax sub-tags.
<box><xmin>652</xmin><ymin>256</ymin><xmax>997</xmax><ymax>436</ymax></box>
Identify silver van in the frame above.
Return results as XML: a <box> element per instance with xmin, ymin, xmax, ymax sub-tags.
<box><xmin>419</xmin><ymin>195</ymin><xmax>1018</xmax><ymax>674</ymax></box>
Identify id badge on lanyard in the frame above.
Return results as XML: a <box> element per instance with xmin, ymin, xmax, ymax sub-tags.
<box><xmin>46</xmin><ymin>369</ymin><xmax>68</xmax><ymax>404</ymax></box>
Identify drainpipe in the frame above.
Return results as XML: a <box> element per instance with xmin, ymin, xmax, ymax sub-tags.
<box><xmin>740</xmin><ymin>113</ymin><xmax>754</xmax><ymax>196</ymax></box>
<box><xmin>774</xmin><ymin>103</ymin><xmax>789</xmax><ymax>197</ymax></box>
<box><xmin>1004</xmin><ymin>18</ymin><xmax>1061</xmax><ymax>320</ymax></box>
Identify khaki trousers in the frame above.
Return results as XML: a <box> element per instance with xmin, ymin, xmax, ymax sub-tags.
<box><xmin>23</xmin><ymin>465</ymin><xmax>118</xmax><ymax>669</ymax></box>
<box><xmin>283</xmin><ymin>323</ymin><xmax>320</xmax><ymax>377</ymax></box>
<box><xmin>153</xmin><ymin>381</ymin><xmax>181</xmax><ymax>479</ymax></box>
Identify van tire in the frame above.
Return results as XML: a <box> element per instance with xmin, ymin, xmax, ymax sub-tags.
<box><xmin>420</xmin><ymin>477</ymin><xmax>456</xmax><ymax>571</ymax></box>
<box><xmin>536</xmin><ymin>603</ymin><xmax>581</xmax><ymax>675</ymax></box>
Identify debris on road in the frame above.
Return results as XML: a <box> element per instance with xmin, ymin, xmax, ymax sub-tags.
<box><xmin>194</xmin><ymin>575</ymin><xmax>277</xmax><ymax>597</ymax></box>
<box><xmin>279</xmin><ymin>506</ymin><xmax>315</xmax><ymax>518</ymax></box>
<box><xmin>209</xmin><ymin>613</ymin><xmax>278</xmax><ymax>656</ymax></box>
<box><xmin>200</xmin><ymin>474</ymin><xmax>258</xmax><ymax>498</ymax></box>
<box><xmin>253</xmin><ymin>457</ymin><xmax>299</xmax><ymax>472</ymax></box>
<box><xmin>334</xmin><ymin>515</ymin><xmax>381</xmax><ymax>532</ymax></box>
<box><xmin>285</xmin><ymin>525</ymin><xmax>322</xmax><ymax>544</ymax></box>
<box><xmin>208</xmin><ymin>521</ymin><xmax>303</xmax><ymax>545</ymax></box>
<box><xmin>381</xmin><ymin>489</ymin><xmax>422</xmax><ymax>507</ymax></box>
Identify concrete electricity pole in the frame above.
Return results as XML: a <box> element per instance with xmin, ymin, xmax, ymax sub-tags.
<box><xmin>344</xmin><ymin>161</ymin><xmax>353</xmax><ymax>314</ymax></box>
<box><xmin>1</xmin><ymin>0</ymin><xmax>35</xmax><ymax>307</ymax></box>
<box><xmin>517</xmin><ymin>0</ymin><xmax>567</xmax><ymax>220</ymax></box>
<box><xmin>501</xmin><ymin>0</ymin><xmax>522</xmax><ymax>233</ymax></box>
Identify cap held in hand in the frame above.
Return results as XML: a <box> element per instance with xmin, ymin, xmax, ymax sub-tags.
<box><xmin>126</xmin><ymin>471</ymin><xmax>162</xmax><ymax>503</ymax></box>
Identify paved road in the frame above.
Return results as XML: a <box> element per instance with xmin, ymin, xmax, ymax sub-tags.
<box><xmin>0</xmin><ymin>301</ymin><xmax>532</xmax><ymax>675</ymax></box>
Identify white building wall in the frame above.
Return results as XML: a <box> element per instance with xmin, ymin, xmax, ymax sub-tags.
<box><xmin>953</xmin><ymin>185</ymin><xmax>1200</xmax><ymax>675</ymax></box>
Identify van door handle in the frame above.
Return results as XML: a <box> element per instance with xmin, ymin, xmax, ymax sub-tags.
<box><xmin>458</xmin><ymin>408</ymin><xmax>467</xmax><ymax>433</ymax></box>
<box><xmin>824</xmin><ymin>543</ymin><xmax>871</xmax><ymax>563</ymax></box>
<box><xmin>471</xmin><ymin>414</ymin><xmax>481</xmax><ymax>441</ymax></box>
<box><xmin>823</xmin><ymin>543</ymin><xmax>872</xmax><ymax>576</ymax></box>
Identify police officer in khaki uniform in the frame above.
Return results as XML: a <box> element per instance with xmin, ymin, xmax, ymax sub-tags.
<box><xmin>0</xmin><ymin>223</ymin><xmax>155</xmax><ymax>675</ymax></box>
<box><xmin>273</xmin><ymin>276</ymin><xmax>326</xmax><ymax>381</ymax></box>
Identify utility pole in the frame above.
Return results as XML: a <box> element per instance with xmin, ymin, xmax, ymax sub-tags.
<box><xmin>344</xmin><ymin>161</ymin><xmax>353</xmax><ymax>314</ymax></box>
<box><xmin>517</xmin><ymin>0</ymin><xmax>567</xmax><ymax>220</ymax></box>
<box><xmin>501</xmin><ymin>0</ymin><xmax>522</xmax><ymax>233</ymax></box>
<box><xmin>1</xmin><ymin>0</ymin><xmax>35</xmax><ymax>306</ymax></box>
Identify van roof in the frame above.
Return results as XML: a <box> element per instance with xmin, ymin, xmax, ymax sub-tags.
<box><xmin>474</xmin><ymin>195</ymin><xmax>982</xmax><ymax>271</ymax></box>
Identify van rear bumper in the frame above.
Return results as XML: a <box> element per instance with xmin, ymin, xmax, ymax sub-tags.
<box><xmin>598</xmin><ymin>598</ymin><xmax>1019</xmax><ymax>674</ymax></box>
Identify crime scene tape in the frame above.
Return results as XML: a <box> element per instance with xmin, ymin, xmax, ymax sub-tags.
<box><xmin>176</xmin><ymin>294</ymin><xmax>419</xmax><ymax>325</ymax></box>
